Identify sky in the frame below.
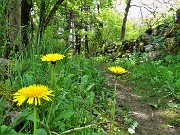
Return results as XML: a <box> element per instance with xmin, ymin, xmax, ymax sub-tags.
<box><xmin>113</xmin><ymin>0</ymin><xmax>180</xmax><ymax>19</ymax></box>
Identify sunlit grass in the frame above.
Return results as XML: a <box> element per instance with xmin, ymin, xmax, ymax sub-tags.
<box><xmin>115</xmin><ymin>54</ymin><xmax>180</xmax><ymax>107</ymax></box>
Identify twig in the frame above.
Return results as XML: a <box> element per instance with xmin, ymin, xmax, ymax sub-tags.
<box><xmin>50</xmin><ymin>121</ymin><xmax>110</xmax><ymax>135</ymax></box>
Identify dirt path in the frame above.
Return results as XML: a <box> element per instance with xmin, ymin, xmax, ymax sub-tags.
<box><xmin>107</xmin><ymin>77</ymin><xmax>180</xmax><ymax>135</ymax></box>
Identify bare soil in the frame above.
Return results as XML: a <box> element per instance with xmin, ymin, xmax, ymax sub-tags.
<box><xmin>106</xmin><ymin>76</ymin><xmax>180</xmax><ymax>135</ymax></box>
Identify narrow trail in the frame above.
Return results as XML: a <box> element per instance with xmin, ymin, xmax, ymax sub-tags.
<box><xmin>106</xmin><ymin>76</ymin><xmax>180</xmax><ymax>135</ymax></box>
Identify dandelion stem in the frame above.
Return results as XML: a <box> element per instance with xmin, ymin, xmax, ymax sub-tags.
<box><xmin>47</xmin><ymin>65</ymin><xmax>56</xmax><ymax>126</ymax></box>
<box><xmin>33</xmin><ymin>105</ymin><xmax>37</xmax><ymax>135</ymax></box>
<box><xmin>111</xmin><ymin>77</ymin><xmax>117</xmax><ymax>134</ymax></box>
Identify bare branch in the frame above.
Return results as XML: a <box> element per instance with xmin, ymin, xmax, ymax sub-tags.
<box><xmin>131</xmin><ymin>4</ymin><xmax>154</xmax><ymax>14</ymax></box>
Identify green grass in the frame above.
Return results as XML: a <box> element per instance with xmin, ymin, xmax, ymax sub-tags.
<box><xmin>115</xmin><ymin>53</ymin><xmax>180</xmax><ymax>108</ymax></box>
<box><xmin>1</xmin><ymin>53</ymin><xmax>131</xmax><ymax>135</ymax></box>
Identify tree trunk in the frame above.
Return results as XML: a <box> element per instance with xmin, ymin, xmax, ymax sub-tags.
<box><xmin>84</xmin><ymin>25</ymin><xmax>89</xmax><ymax>56</ymax></box>
<box><xmin>66</xmin><ymin>9</ymin><xmax>75</xmax><ymax>49</ymax></box>
<box><xmin>83</xmin><ymin>0</ymin><xmax>89</xmax><ymax>57</ymax></box>
<box><xmin>121</xmin><ymin>0</ymin><xmax>131</xmax><ymax>40</ymax></box>
<box><xmin>21</xmin><ymin>0</ymin><xmax>32</xmax><ymax>49</ymax></box>
<box><xmin>5</xmin><ymin>0</ymin><xmax>22</xmax><ymax>58</ymax></box>
<box><xmin>74</xmin><ymin>10</ymin><xmax>82</xmax><ymax>54</ymax></box>
<box><xmin>175</xmin><ymin>8</ymin><xmax>180</xmax><ymax>24</ymax></box>
<box><xmin>0</xmin><ymin>0</ymin><xmax>8</xmax><ymax>57</ymax></box>
<box><xmin>75</xmin><ymin>34</ymin><xmax>81</xmax><ymax>54</ymax></box>
<box><xmin>37</xmin><ymin>0</ymin><xmax>46</xmax><ymax>53</ymax></box>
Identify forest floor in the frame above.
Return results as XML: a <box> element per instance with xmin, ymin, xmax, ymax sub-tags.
<box><xmin>106</xmin><ymin>74</ymin><xmax>180</xmax><ymax>135</ymax></box>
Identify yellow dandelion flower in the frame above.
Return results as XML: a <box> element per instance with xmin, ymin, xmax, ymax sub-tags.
<box><xmin>13</xmin><ymin>84</ymin><xmax>54</xmax><ymax>106</ymax></box>
<box><xmin>41</xmin><ymin>53</ymin><xmax>64</xmax><ymax>62</ymax></box>
<box><xmin>108</xmin><ymin>66</ymin><xmax>127</xmax><ymax>76</ymax></box>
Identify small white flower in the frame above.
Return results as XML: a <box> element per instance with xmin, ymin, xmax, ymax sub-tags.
<box><xmin>128</xmin><ymin>128</ymin><xmax>135</xmax><ymax>134</ymax></box>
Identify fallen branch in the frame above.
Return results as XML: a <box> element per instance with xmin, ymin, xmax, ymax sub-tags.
<box><xmin>50</xmin><ymin>121</ymin><xmax>110</xmax><ymax>135</ymax></box>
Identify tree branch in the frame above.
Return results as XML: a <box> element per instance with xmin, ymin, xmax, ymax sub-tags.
<box><xmin>44</xmin><ymin>0</ymin><xmax>65</xmax><ymax>29</ymax></box>
<box><xmin>131</xmin><ymin>4</ymin><xmax>154</xmax><ymax>14</ymax></box>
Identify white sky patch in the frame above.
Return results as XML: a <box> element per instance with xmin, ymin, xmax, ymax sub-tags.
<box><xmin>113</xmin><ymin>0</ymin><xmax>180</xmax><ymax>19</ymax></box>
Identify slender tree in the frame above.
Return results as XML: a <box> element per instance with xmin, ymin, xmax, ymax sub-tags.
<box><xmin>121</xmin><ymin>0</ymin><xmax>131</xmax><ymax>40</ymax></box>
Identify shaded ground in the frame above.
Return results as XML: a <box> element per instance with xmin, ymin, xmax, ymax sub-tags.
<box><xmin>106</xmin><ymin>77</ymin><xmax>180</xmax><ymax>135</ymax></box>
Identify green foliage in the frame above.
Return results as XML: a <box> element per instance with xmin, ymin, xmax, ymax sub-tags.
<box><xmin>97</xmin><ymin>9</ymin><xmax>123</xmax><ymax>42</ymax></box>
<box><xmin>125</xmin><ymin>21</ymin><xmax>147</xmax><ymax>40</ymax></box>
<box><xmin>156</xmin><ymin>14</ymin><xmax>174</xmax><ymax>27</ymax></box>
<box><xmin>40</xmin><ymin>26</ymin><xmax>68</xmax><ymax>54</ymax></box>
<box><xmin>1</xmin><ymin>125</ymin><xmax>17</xmax><ymax>134</ymax></box>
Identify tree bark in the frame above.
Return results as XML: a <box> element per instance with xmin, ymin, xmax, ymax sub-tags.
<box><xmin>121</xmin><ymin>0</ymin><xmax>131</xmax><ymax>40</ymax></box>
<box><xmin>75</xmin><ymin>18</ymin><xmax>82</xmax><ymax>54</ymax></box>
<box><xmin>83</xmin><ymin>0</ymin><xmax>89</xmax><ymax>57</ymax></box>
<box><xmin>21</xmin><ymin>0</ymin><xmax>32</xmax><ymax>49</ymax></box>
<box><xmin>0</xmin><ymin>0</ymin><xmax>8</xmax><ymax>57</ymax></box>
<box><xmin>66</xmin><ymin>9</ymin><xmax>74</xmax><ymax>49</ymax></box>
<box><xmin>75</xmin><ymin>34</ymin><xmax>81</xmax><ymax>54</ymax></box>
<box><xmin>37</xmin><ymin>0</ymin><xmax>46</xmax><ymax>47</ymax></box>
<box><xmin>84</xmin><ymin>25</ymin><xmax>89</xmax><ymax>56</ymax></box>
<box><xmin>5</xmin><ymin>0</ymin><xmax>22</xmax><ymax>58</ymax></box>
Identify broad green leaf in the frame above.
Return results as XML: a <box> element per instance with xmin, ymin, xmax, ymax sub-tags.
<box><xmin>26</xmin><ymin>113</ymin><xmax>40</xmax><ymax>122</ymax></box>
<box><xmin>81</xmin><ymin>75</ymin><xmax>88</xmax><ymax>83</ymax></box>
<box><xmin>1</xmin><ymin>125</ymin><xmax>16</xmax><ymax>134</ymax></box>
<box><xmin>168</xmin><ymin>103</ymin><xmax>180</xmax><ymax>108</ymax></box>
<box><xmin>132</xmin><ymin>121</ymin><xmax>138</xmax><ymax>128</ymax></box>
<box><xmin>36</xmin><ymin>128</ymin><xmax>47</xmax><ymax>135</ymax></box>
<box><xmin>55</xmin><ymin>110</ymin><xmax>74</xmax><ymax>121</ymax></box>
<box><xmin>63</xmin><ymin>74</ymin><xmax>75</xmax><ymax>83</ymax></box>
